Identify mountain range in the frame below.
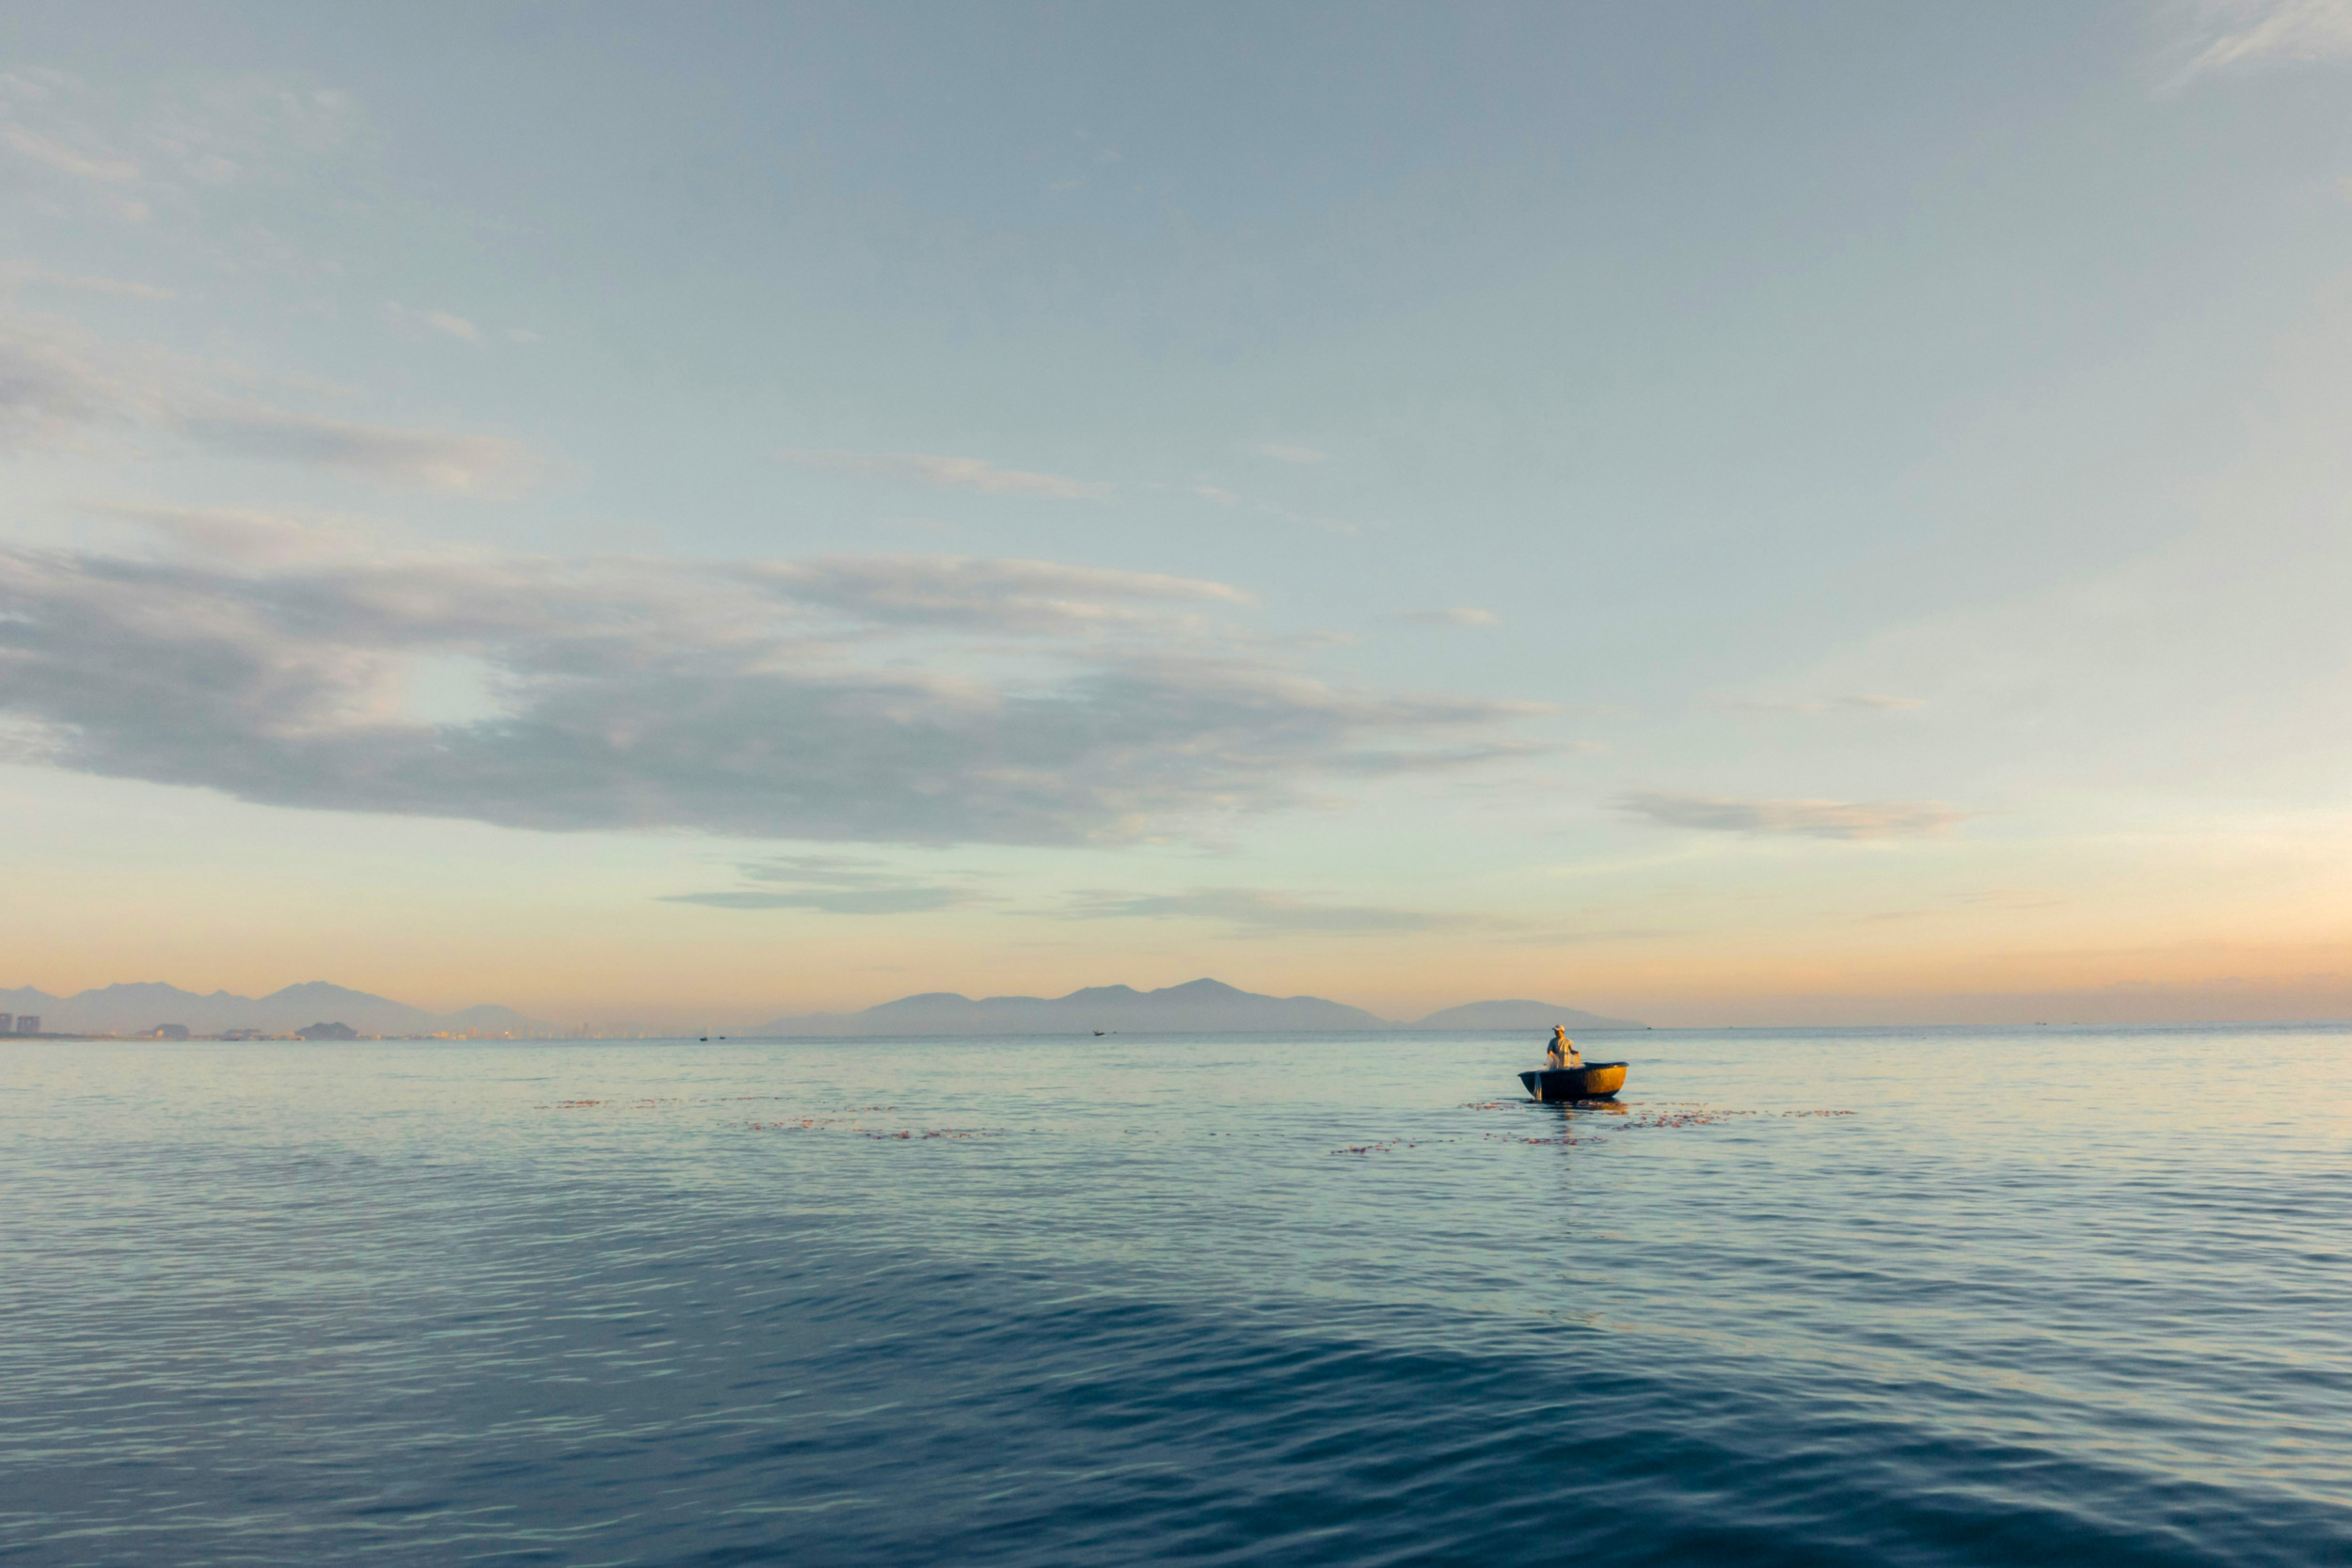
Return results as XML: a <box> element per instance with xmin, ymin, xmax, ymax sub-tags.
<box><xmin>2</xmin><ymin>977</ymin><xmax>1642</xmax><ymax>1038</ymax></box>
<box><xmin>0</xmin><ymin>982</ymin><xmax>543</xmax><ymax>1038</ymax></box>
<box><xmin>751</xmin><ymin>978</ymin><xmax>1643</xmax><ymax>1036</ymax></box>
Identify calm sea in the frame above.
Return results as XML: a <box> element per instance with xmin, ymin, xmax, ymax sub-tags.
<box><xmin>1</xmin><ymin>1025</ymin><xmax>2345</xmax><ymax>1565</ymax></box>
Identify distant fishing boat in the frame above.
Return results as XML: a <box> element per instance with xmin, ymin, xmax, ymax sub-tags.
<box><xmin>1518</xmin><ymin>1063</ymin><xmax>1628</xmax><ymax>1101</ymax></box>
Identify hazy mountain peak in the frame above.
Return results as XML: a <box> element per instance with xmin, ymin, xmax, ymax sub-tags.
<box><xmin>19</xmin><ymin>981</ymin><xmax>544</xmax><ymax>1037</ymax></box>
<box><xmin>1157</xmin><ymin>978</ymin><xmax>1248</xmax><ymax>999</ymax></box>
<box><xmin>755</xmin><ymin>975</ymin><xmax>1394</xmax><ymax>1037</ymax></box>
<box><xmin>1412</xmin><ymin>999</ymin><xmax>1645</xmax><ymax>1031</ymax></box>
<box><xmin>263</xmin><ymin>982</ymin><xmax>390</xmax><ymax>1002</ymax></box>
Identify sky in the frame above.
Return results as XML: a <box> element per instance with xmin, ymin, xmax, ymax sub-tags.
<box><xmin>3</xmin><ymin>0</ymin><xmax>2351</xmax><ymax>1029</ymax></box>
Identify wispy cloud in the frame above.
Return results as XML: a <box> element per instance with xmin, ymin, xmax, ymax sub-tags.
<box><xmin>0</xmin><ymin>535</ymin><xmax>1541</xmax><ymax>846</ymax></box>
<box><xmin>667</xmin><ymin>888</ymin><xmax>975</xmax><ymax>913</ymax></box>
<box><xmin>1713</xmin><ymin>693</ymin><xmax>1925</xmax><ymax>714</ymax></box>
<box><xmin>787</xmin><ymin>450</ymin><xmax>1112</xmax><ymax>500</ymax></box>
<box><xmin>750</xmin><ymin>555</ymin><xmax>1251</xmax><ymax>635</ymax></box>
<box><xmin>663</xmin><ymin>853</ymin><xmax>987</xmax><ymax>914</ymax></box>
<box><xmin>1259</xmin><ymin>500</ymin><xmax>1356</xmax><ymax>535</ymax></box>
<box><xmin>84</xmin><ymin>504</ymin><xmax>374</xmax><ymax>565</ymax></box>
<box><xmin>1252</xmin><ymin>443</ymin><xmax>1328</xmax><ymax>464</ymax></box>
<box><xmin>16</xmin><ymin>269</ymin><xmax>175</xmax><ymax>301</ymax></box>
<box><xmin>1167</xmin><ymin>479</ymin><xmax>1357</xmax><ymax>535</ymax></box>
<box><xmin>1393</xmin><ymin>607</ymin><xmax>1502</xmax><ymax>628</ymax></box>
<box><xmin>0</xmin><ymin>318</ymin><xmax>163</xmax><ymax>444</ymax></box>
<box><xmin>0</xmin><ymin>122</ymin><xmax>137</xmax><ymax>182</ymax></box>
<box><xmin>184</xmin><ymin>411</ymin><xmax>532</xmax><ymax>492</ymax></box>
<box><xmin>2179</xmin><ymin>0</ymin><xmax>2352</xmax><ymax>73</ymax></box>
<box><xmin>0</xmin><ymin>68</ymin><xmax>363</xmax><ymax>228</ymax></box>
<box><xmin>1619</xmin><ymin>791</ymin><xmax>1965</xmax><ymax>840</ymax></box>
<box><xmin>385</xmin><ymin>301</ymin><xmax>481</xmax><ymax>342</ymax></box>
<box><xmin>1053</xmin><ymin>886</ymin><xmax>1486</xmax><ymax>933</ymax></box>
<box><xmin>0</xmin><ymin>316</ymin><xmax>535</xmax><ymax>489</ymax></box>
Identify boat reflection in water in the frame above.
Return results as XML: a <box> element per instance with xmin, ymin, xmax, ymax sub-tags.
<box><xmin>1518</xmin><ymin>1062</ymin><xmax>1629</xmax><ymax>1101</ymax></box>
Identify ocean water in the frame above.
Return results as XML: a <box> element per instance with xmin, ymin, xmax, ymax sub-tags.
<box><xmin>1</xmin><ymin>1024</ymin><xmax>2345</xmax><ymax>1566</ymax></box>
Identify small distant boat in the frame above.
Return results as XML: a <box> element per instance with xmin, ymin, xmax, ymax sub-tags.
<box><xmin>1518</xmin><ymin>1063</ymin><xmax>1628</xmax><ymax>1101</ymax></box>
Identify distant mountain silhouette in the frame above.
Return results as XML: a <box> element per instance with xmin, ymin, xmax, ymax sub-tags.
<box><xmin>755</xmin><ymin>977</ymin><xmax>1392</xmax><ymax>1036</ymax></box>
<box><xmin>0</xmin><ymin>982</ymin><xmax>544</xmax><ymax>1037</ymax></box>
<box><xmin>0</xmin><ymin>976</ymin><xmax>1639</xmax><ymax>1040</ymax></box>
<box><xmin>1410</xmin><ymin>999</ymin><xmax>1646</xmax><ymax>1031</ymax></box>
<box><xmin>752</xmin><ymin>978</ymin><xmax>1642</xmax><ymax>1037</ymax></box>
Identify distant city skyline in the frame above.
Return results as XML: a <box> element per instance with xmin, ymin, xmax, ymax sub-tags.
<box><xmin>5</xmin><ymin>3</ymin><xmax>2351</xmax><ymax>1026</ymax></box>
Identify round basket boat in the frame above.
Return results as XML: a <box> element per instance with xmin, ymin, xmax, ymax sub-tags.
<box><xmin>1518</xmin><ymin>1063</ymin><xmax>1628</xmax><ymax>1101</ymax></box>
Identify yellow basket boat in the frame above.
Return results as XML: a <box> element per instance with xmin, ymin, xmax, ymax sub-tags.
<box><xmin>1517</xmin><ymin>1063</ymin><xmax>1628</xmax><ymax>1101</ymax></box>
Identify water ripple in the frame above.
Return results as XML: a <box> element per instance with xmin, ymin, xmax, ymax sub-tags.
<box><xmin>2</xmin><ymin>1026</ymin><xmax>2347</xmax><ymax>1564</ymax></box>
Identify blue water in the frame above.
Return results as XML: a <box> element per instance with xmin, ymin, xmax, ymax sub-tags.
<box><xmin>1</xmin><ymin>1025</ymin><xmax>2345</xmax><ymax>1565</ymax></box>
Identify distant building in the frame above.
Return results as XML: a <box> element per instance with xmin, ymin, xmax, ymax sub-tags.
<box><xmin>0</xmin><ymin>1014</ymin><xmax>10</xmax><ymax>1034</ymax></box>
<box><xmin>15</xmin><ymin>1016</ymin><xmax>38</xmax><ymax>1035</ymax></box>
<box><xmin>295</xmin><ymin>1021</ymin><xmax>359</xmax><ymax>1040</ymax></box>
<box><xmin>150</xmin><ymin>1023</ymin><xmax>191</xmax><ymax>1040</ymax></box>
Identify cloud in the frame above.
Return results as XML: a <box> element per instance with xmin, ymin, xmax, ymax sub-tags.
<box><xmin>0</xmin><ymin>315</ymin><xmax>535</xmax><ymax>488</ymax></box>
<box><xmin>665</xmin><ymin>887</ymin><xmax>977</xmax><ymax>914</ymax></box>
<box><xmin>1393</xmin><ymin>607</ymin><xmax>1502</xmax><ymax>628</ymax></box>
<box><xmin>183</xmin><ymin>411</ymin><xmax>532</xmax><ymax>491</ymax></box>
<box><xmin>663</xmin><ymin>853</ymin><xmax>987</xmax><ymax>914</ymax></box>
<box><xmin>1618</xmin><ymin>791</ymin><xmax>1965</xmax><ymax>839</ymax></box>
<box><xmin>1256</xmin><ymin>499</ymin><xmax>1357</xmax><ymax>535</ymax></box>
<box><xmin>1252</xmin><ymin>443</ymin><xmax>1328</xmax><ymax>464</ymax></box>
<box><xmin>787</xmin><ymin>450</ymin><xmax>1113</xmax><ymax>500</ymax></box>
<box><xmin>751</xmin><ymin>555</ymin><xmax>1251</xmax><ymax>635</ymax></box>
<box><xmin>1052</xmin><ymin>886</ymin><xmax>1481</xmax><ymax>933</ymax></box>
<box><xmin>739</xmin><ymin>853</ymin><xmax>941</xmax><ymax>887</ymax></box>
<box><xmin>0</xmin><ymin>319</ymin><xmax>165</xmax><ymax>445</ymax></box>
<box><xmin>0</xmin><ymin>539</ymin><xmax>1542</xmax><ymax>846</ymax></box>
<box><xmin>0</xmin><ymin>123</ymin><xmax>137</xmax><ymax>182</ymax></box>
<box><xmin>1714</xmin><ymin>693</ymin><xmax>1926</xmax><ymax>714</ymax></box>
<box><xmin>13</xmin><ymin>269</ymin><xmax>174</xmax><ymax>301</ymax></box>
<box><xmin>1</xmin><ymin>70</ymin><xmax>362</xmax><ymax>226</ymax></box>
<box><xmin>386</xmin><ymin>302</ymin><xmax>481</xmax><ymax>342</ymax></box>
<box><xmin>85</xmin><ymin>503</ymin><xmax>373</xmax><ymax>565</ymax></box>
<box><xmin>1168</xmin><ymin>479</ymin><xmax>1358</xmax><ymax>535</ymax></box>
<box><xmin>2180</xmin><ymin>0</ymin><xmax>2352</xmax><ymax>72</ymax></box>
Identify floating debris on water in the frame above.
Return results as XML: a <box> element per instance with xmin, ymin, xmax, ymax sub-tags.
<box><xmin>543</xmin><ymin>1093</ymin><xmax>1845</xmax><ymax>1152</ymax></box>
<box><xmin>537</xmin><ymin>1095</ymin><xmax>887</xmax><ymax>1113</ymax></box>
<box><xmin>1336</xmin><ymin>1101</ymin><xmax>1855</xmax><ymax>1153</ymax></box>
<box><xmin>745</xmin><ymin>1111</ymin><xmax>991</xmax><ymax>1140</ymax></box>
<box><xmin>537</xmin><ymin>1097</ymin><xmax>984</xmax><ymax>1139</ymax></box>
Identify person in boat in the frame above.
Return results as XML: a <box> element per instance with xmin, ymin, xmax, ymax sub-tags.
<box><xmin>1546</xmin><ymin>1026</ymin><xmax>1581</xmax><ymax>1071</ymax></box>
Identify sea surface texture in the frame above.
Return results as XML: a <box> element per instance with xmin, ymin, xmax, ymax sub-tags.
<box><xmin>2</xmin><ymin>1025</ymin><xmax>2345</xmax><ymax>1566</ymax></box>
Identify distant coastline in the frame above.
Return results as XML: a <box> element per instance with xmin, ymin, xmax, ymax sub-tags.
<box><xmin>748</xmin><ymin>979</ymin><xmax>1645</xmax><ymax>1037</ymax></box>
<box><xmin>4</xmin><ymin>976</ymin><xmax>1644</xmax><ymax>1040</ymax></box>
